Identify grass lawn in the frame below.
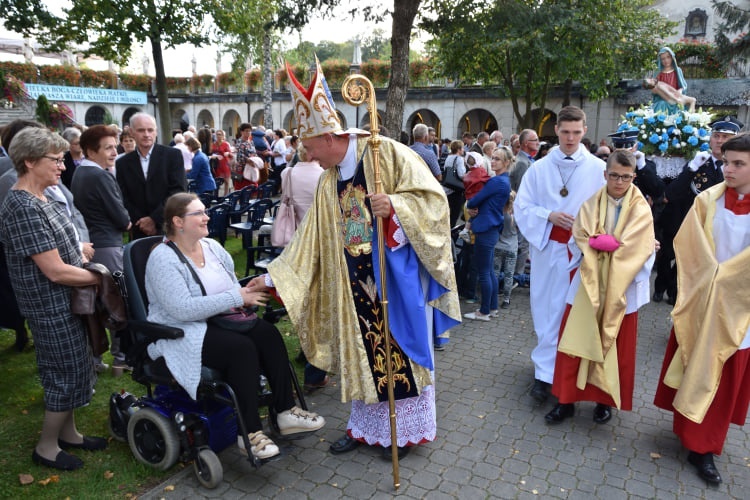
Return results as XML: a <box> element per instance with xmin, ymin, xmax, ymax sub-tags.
<box><xmin>0</xmin><ymin>235</ymin><xmax>302</xmax><ymax>498</ymax></box>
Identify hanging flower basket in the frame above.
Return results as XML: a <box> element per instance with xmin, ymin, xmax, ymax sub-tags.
<box><xmin>244</xmin><ymin>69</ymin><xmax>261</xmax><ymax>91</ymax></box>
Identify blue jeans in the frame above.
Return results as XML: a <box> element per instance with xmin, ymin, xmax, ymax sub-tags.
<box><xmin>474</xmin><ymin>230</ymin><xmax>500</xmax><ymax>314</ymax></box>
<box><xmin>494</xmin><ymin>248</ymin><xmax>518</xmax><ymax>301</ymax></box>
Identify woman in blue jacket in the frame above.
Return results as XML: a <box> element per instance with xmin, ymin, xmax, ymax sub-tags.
<box><xmin>186</xmin><ymin>137</ymin><xmax>217</xmax><ymax>195</ymax></box>
<box><xmin>464</xmin><ymin>146</ymin><xmax>512</xmax><ymax>321</ymax></box>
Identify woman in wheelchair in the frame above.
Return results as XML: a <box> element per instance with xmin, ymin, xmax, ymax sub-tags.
<box><xmin>144</xmin><ymin>193</ymin><xmax>325</xmax><ymax>460</ymax></box>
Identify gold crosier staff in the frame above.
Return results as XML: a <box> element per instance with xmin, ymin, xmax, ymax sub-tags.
<box><xmin>341</xmin><ymin>74</ymin><xmax>400</xmax><ymax>490</ymax></box>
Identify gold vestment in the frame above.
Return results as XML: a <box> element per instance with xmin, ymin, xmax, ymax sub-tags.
<box><xmin>268</xmin><ymin>137</ymin><xmax>460</xmax><ymax>404</ymax></box>
<box><xmin>558</xmin><ymin>183</ymin><xmax>654</xmax><ymax>408</ymax></box>
<box><xmin>663</xmin><ymin>183</ymin><xmax>750</xmax><ymax>423</ymax></box>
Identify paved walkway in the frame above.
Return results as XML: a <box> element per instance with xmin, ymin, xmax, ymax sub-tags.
<box><xmin>141</xmin><ymin>282</ymin><xmax>749</xmax><ymax>499</ymax></box>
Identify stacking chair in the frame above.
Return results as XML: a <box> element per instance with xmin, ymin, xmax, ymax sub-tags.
<box><xmin>206</xmin><ymin>203</ymin><xmax>230</xmax><ymax>246</ymax></box>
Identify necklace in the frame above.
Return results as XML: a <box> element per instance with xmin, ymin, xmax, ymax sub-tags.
<box><xmin>556</xmin><ymin>161</ymin><xmax>577</xmax><ymax>197</ymax></box>
<box><xmin>177</xmin><ymin>241</ymin><xmax>205</xmax><ymax>267</ymax></box>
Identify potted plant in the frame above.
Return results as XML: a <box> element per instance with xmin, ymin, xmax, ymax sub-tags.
<box><xmin>119</xmin><ymin>73</ymin><xmax>150</xmax><ymax>91</ymax></box>
<box><xmin>40</xmin><ymin>64</ymin><xmax>80</xmax><ymax>86</ymax></box>
<box><xmin>244</xmin><ymin>69</ymin><xmax>261</xmax><ymax>91</ymax></box>
<box><xmin>200</xmin><ymin>74</ymin><xmax>214</xmax><ymax>92</ymax></box>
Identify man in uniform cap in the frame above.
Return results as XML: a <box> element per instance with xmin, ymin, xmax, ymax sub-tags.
<box><xmin>249</xmin><ymin>58</ymin><xmax>460</xmax><ymax>458</ymax></box>
<box><xmin>652</xmin><ymin>117</ymin><xmax>743</xmax><ymax>305</ymax></box>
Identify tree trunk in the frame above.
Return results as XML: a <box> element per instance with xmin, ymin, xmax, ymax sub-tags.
<box><xmin>562</xmin><ymin>78</ymin><xmax>572</xmax><ymax>108</ymax></box>
<box><xmin>383</xmin><ymin>0</ymin><xmax>420</xmax><ymax>140</ymax></box>
<box><xmin>151</xmin><ymin>36</ymin><xmax>172</xmax><ymax>144</ymax></box>
<box><xmin>262</xmin><ymin>31</ymin><xmax>273</xmax><ymax>130</ymax></box>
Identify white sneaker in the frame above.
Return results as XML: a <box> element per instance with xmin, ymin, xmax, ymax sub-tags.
<box><xmin>464</xmin><ymin>311</ymin><xmax>491</xmax><ymax>322</ymax></box>
<box><xmin>489</xmin><ymin>309</ymin><xmax>499</xmax><ymax>318</ymax></box>
<box><xmin>277</xmin><ymin>406</ymin><xmax>326</xmax><ymax>436</ymax></box>
<box><xmin>238</xmin><ymin>431</ymin><xmax>279</xmax><ymax>460</ymax></box>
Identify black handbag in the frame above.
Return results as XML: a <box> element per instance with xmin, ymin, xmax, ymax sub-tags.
<box><xmin>442</xmin><ymin>156</ymin><xmax>464</xmax><ymax>191</ymax></box>
<box><xmin>165</xmin><ymin>241</ymin><xmax>258</xmax><ymax>333</ymax></box>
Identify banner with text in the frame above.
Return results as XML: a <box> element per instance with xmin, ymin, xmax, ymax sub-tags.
<box><xmin>25</xmin><ymin>84</ymin><xmax>147</xmax><ymax>105</ymax></box>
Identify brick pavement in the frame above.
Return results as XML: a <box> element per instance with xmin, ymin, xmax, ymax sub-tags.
<box><xmin>140</xmin><ymin>283</ymin><xmax>749</xmax><ymax>499</ymax></box>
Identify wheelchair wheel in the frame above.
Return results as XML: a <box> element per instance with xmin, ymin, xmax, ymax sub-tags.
<box><xmin>193</xmin><ymin>448</ymin><xmax>223</xmax><ymax>489</ymax></box>
<box><xmin>127</xmin><ymin>407</ymin><xmax>180</xmax><ymax>471</ymax></box>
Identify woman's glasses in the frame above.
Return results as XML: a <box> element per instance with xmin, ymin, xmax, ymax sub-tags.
<box><xmin>183</xmin><ymin>209</ymin><xmax>209</xmax><ymax>217</ymax></box>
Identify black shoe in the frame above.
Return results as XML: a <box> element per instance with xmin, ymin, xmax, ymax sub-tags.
<box><xmin>382</xmin><ymin>445</ymin><xmax>411</xmax><ymax>460</ymax></box>
<box><xmin>665</xmin><ymin>294</ymin><xmax>676</xmax><ymax>306</ymax></box>
<box><xmin>58</xmin><ymin>436</ymin><xmax>108</xmax><ymax>451</ymax></box>
<box><xmin>687</xmin><ymin>451</ymin><xmax>722</xmax><ymax>485</ymax></box>
<box><xmin>545</xmin><ymin>403</ymin><xmax>575</xmax><ymax>424</ymax></box>
<box><xmin>652</xmin><ymin>291</ymin><xmax>664</xmax><ymax>303</ymax></box>
<box><xmin>14</xmin><ymin>328</ymin><xmax>29</xmax><ymax>352</ymax></box>
<box><xmin>32</xmin><ymin>449</ymin><xmax>83</xmax><ymax>471</ymax></box>
<box><xmin>529</xmin><ymin>379</ymin><xmax>550</xmax><ymax>403</ymax></box>
<box><xmin>329</xmin><ymin>434</ymin><xmax>360</xmax><ymax>454</ymax></box>
<box><xmin>500</xmin><ymin>300</ymin><xmax>510</xmax><ymax>310</ymax></box>
<box><xmin>592</xmin><ymin>404</ymin><xmax>612</xmax><ymax>424</ymax></box>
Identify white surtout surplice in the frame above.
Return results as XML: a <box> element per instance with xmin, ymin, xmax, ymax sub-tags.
<box><xmin>513</xmin><ymin>144</ymin><xmax>606</xmax><ymax>383</ymax></box>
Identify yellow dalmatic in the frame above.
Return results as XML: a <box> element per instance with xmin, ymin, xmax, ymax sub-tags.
<box><xmin>558</xmin><ymin>184</ymin><xmax>654</xmax><ymax>408</ymax></box>
<box><xmin>663</xmin><ymin>183</ymin><xmax>750</xmax><ymax>423</ymax></box>
<box><xmin>268</xmin><ymin>136</ymin><xmax>461</xmax><ymax>404</ymax></box>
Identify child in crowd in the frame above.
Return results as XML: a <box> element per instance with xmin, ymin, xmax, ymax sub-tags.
<box><xmin>459</xmin><ymin>152</ymin><xmax>490</xmax><ymax>240</ymax></box>
<box><xmin>456</xmin><ymin>152</ymin><xmax>487</xmax><ymax>302</ymax></box>
<box><xmin>546</xmin><ymin>149</ymin><xmax>655</xmax><ymax>426</ymax></box>
<box><xmin>494</xmin><ymin>191</ymin><xmax>518</xmax><ymax>309</ymax></box>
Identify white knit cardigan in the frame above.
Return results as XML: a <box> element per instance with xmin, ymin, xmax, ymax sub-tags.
<box><xmin>145</xmin><ymin>238</ymin><xmax>244</xmax><ymax>399</ymax></box>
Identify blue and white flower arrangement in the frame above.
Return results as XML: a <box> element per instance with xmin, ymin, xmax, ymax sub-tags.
<box><xmin>616</xmin><ymin>104</ymin><xmax>713</xmax><ymax>158</ymax></box>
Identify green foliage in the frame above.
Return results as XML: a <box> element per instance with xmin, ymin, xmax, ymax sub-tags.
<box><xmin>102</xmin><ymin>108</ymin><xmax>116</xmax><ymax>125</ymax></box>
<box><xmin>422</xmin><ymin>0</ymin><xmax>676</xmax><ymax>129</ymax></box>
<box><xmin>0</xmin><ymin>331</ymin><xmax>173</xmax><ymax>498</ymax></box>
<box><xmin>712</xmin><ymin>0</ymin><xmax>750</xmax><ymax>64</ymax></box>
<box><xmin>670</xmin><ymin>41</ymin><xmax>726</xmax><ymax>79</ymax></box>
<box><xmin>211</xmin><ymin>0</ymin><xmax>278</xmax><ymax>73</ymax></box>
<box><xmin>35</xmin><ymin>94</ymin><xmax>51</xmax><ymax>126</ymax></box>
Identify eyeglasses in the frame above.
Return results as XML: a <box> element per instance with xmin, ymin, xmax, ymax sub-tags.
<box><xmin>42</xmin><ymin>155</ymin><xmax>65</xmax><ymax>165</ymax></box>
<box><xmin>597</xmin><ymin>154</ymin><xmax>609</xmax><ymax>160</ymax></box>
<box><xmin>182</xmin><ymin>209</ymin><xmax>209</xmax><ymax>218</ymax></box>
<box><xmin>607</xmin><ymin>173</ymin><xmax>634</xmax><ymax>182</ymax></box>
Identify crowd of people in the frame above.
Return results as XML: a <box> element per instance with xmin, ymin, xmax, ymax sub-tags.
<box><xmin>0</xmin><ymin>47</ymin><xmax>748</xmax><ymax>489</ymax></box>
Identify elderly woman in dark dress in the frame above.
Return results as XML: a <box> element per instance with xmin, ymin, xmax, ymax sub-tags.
<box><xmin>0</xmin><ymin>128</ymin><xmax>106</xmax><ymax>471</ymax></box>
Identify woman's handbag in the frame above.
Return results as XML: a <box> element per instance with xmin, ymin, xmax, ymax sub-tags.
<box><xmin>442</xmin><ymin>156</ymin><xmax>465</xmax><ymax>191</ymax></box>
<box><xmin>165</xmin><ymin>241</ymin><xmax>258</xmax><ymax>333</ymax></box>
<box><xmin>207</xmin><ymin>307</ymin><xmax>258</xmax><ymax>332</ymax></box>
<box><xmin>270</xmin><ymin>172</ymin><xmax>297</xmax><ymax>247</ymax></box>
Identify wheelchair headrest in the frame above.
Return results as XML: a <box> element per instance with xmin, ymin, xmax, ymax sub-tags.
<box><xmin>122</xmin><ymin>236</ymin><xmax>163</xmax><ymax>322</ymax></box>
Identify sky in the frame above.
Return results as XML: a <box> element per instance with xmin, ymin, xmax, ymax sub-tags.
<box><xmin>0</xmin><ymin>1</ymin><xmax>419</xmax><ymax>78</ymax></box>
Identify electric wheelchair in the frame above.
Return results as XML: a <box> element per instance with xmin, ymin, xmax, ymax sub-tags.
<box><xmin>109</xmin><ymin>236</ymin><xmax>306</xmax><ymax>488</ymax></box>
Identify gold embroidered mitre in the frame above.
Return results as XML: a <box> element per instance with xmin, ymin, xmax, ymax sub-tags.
<box><xmin>286</xmin><ymin>56</ymin><xmax>343</xmax><ymax>140</ymax></box>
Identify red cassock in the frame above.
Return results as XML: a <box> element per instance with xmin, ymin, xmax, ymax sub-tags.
<box><xmin>654</xmin><ymin>331</ymin><xmax>750</xmax><ymax>455</ymax></box>
<box><xmin>551</xmin><ymin>305</ymin><xmax>638</xmax><ymax>410</ymax></box>
<box><xmin>653</xmin><ymin>189</ymin><xmax>750</xmax><ymax>455</ymax></box>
